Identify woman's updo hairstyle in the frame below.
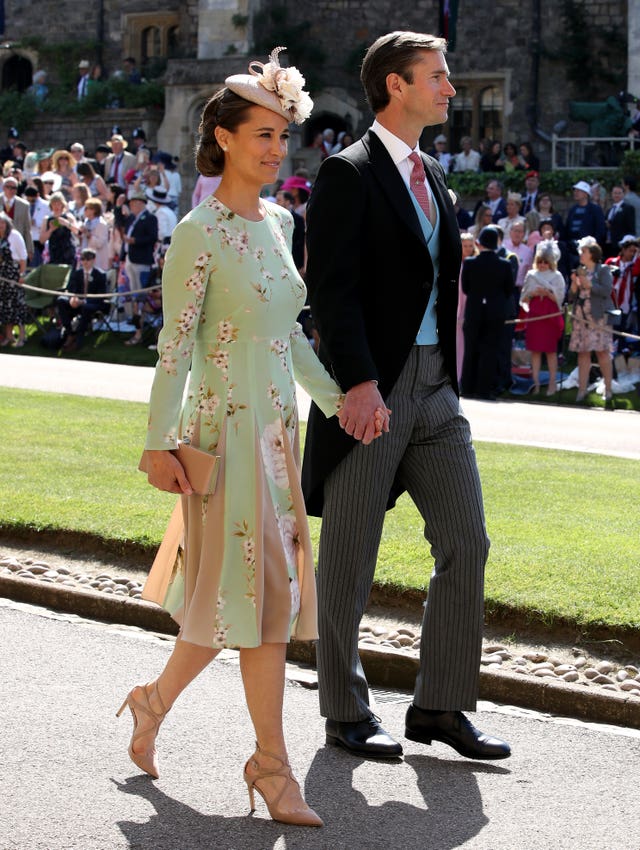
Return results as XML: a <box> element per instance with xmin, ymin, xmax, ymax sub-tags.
<box><xmin>196</xmin><ymin>88</ymin><xmax>255</xmax><ymax>177</ymax></box>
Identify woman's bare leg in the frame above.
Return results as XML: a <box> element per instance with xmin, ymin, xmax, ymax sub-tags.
<box><xmin>546</xmin><ymin>352</ymin><xmax>558</xmax><ymax>394</ymax></box>
<box><xmin>577</xmin><ymin>351</ymin><xmax>591</xmax><ymax>396</ymax></box>
<box><xmin>240</xmin><ymin>643</ymin><xmax>317</xmax><ymax>818</ymax></box>
<box><xmin>595</xmin><ymin>349</ymin><xmax>613</xmax><ymax>396</ymax></box>
<box><xmin>130</xmin><ymin>638</ymin><xmax>220</xmax><ymax>756</ymax></box>
<box><xmin>530</xmin><ymin>351</ymin><xmax>541</xmax><ymax>391</ymax></box>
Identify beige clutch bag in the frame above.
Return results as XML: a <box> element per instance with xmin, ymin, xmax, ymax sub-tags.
<box><xmin>138</xmin><ymin>442</ymin><xmax>220</xmax><ymax>496</ymax></box>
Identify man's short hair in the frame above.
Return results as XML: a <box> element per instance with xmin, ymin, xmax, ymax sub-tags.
<box><xmin>81</xmin><ymin>248</ymin><xmax>96</xmax><ymax>260</ymax></box>
<box><xmin>361</xmin><ymin>31</ymin><xmax>447</xmax><ymax>113</ymax></box>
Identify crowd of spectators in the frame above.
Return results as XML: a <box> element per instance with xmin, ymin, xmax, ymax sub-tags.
<box><xmin>1</xmin><ymin>115</ymin><xmax>638</xmax><ymax>405</ymax></box>
<box><xmin>0</xmin><ymin>125</ymin><xmax>181</xmax><ymax>351</ymax></box>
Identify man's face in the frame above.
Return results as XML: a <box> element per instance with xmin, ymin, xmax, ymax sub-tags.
<box><xmin>111</xmin><ymin>138</ymin><xmax>123</xmax><ymax>155</ymax></box>
<box><xmin>510</xmin><ymin>224</ymin><xmax>525</xmax><ymax>245</ymax></box>
<box><xmin>3</xmin><ymin>180</ymin><xmax>17</xmax><ymax>197</ymax></box>
<box><xmin>129</xmin><ymin>199</ymin><xmax>146</xmax><ymax>215</ymax></box>
<box><xmin>81</xmin><ymin>256</ymin><xmax>95</xmax><ymax>271</ymax></box>
<box><xmin>621</xmin><ymin>244</ymin><xmax>637</xmax><ymax>260</ymax></box>
<box><xmin>401</xmin><ymin>51</ymin><xmax>456</xmax><ymax>128</ymax></box>
<box><xmin>71</xmin><ymin>147</ymin><xmax>84</xmax><ymax>162</ymax></box>
<box><xmin>486</xmin><ymin>181</ymin><xmax>501</xmax><ymax>201</ymax></box>
<box><xmin>611</xmin><ymin>186</ymin><xmax>624</xmax><ymax>204</ymax></box>
<box><xmin>525</xmin><ymin>176</ymin><xmax>539</xmax><ymax>192</ymax></box>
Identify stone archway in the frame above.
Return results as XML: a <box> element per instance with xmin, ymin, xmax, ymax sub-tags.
<box><xmin>1</xmin><ymin>53</ymin><xmax>33</xmax><ymax>92</ymax></box>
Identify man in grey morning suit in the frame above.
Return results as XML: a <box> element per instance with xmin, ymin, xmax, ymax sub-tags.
<box><xmin>302</xmin><ymin>31</ymin><xmax>510</xmax><ymax>760</ymax></box>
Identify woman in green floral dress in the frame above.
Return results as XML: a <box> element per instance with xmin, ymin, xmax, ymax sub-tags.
<box><xmin>116</xmin><ymin>51</ymin><xmax>383</xmax><ymax>828</ymax></box>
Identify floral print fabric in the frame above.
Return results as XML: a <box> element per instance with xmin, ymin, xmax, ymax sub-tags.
<box><xmin>145</xmin><ymin>197</ymin><xmax>342</xmax><ymax>649</ymax></box>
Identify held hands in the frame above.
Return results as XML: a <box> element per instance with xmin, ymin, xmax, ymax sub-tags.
<box><xmin>141</xmin><ymin>449</ymin><xmax>193</xmax><ymax>496</ymax></box>
<box><xmin>337</xmin><ymin>381</ymin><xmax>391</xmax><ymax>445</ymax></box>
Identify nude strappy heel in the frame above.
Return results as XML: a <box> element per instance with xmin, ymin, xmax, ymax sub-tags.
<box><xmin>116</xmin><ymin>682</ymin><xmax>168</xmax><ymax>779</ymax></box>
<box><xmin>243</xmin><ymin>743</ymin><xmax>323</xmax><ymax>827</ymax></box>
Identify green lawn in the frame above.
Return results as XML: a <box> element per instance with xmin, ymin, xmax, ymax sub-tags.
<box><xmin>3</xmin><ymin>388</ymin><xmax>639</xmax><ymax>630</ymax></box>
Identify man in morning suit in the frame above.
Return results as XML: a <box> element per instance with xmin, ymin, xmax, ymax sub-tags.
<box><xmin>56</xmin><ymin>248</ymin><xmax>108</xmax><ymax>351</ymax></box>
<box><xmin>302</xmin><ymin>31</ymin><xmax>510</xmax><ymax>761</ymax></box>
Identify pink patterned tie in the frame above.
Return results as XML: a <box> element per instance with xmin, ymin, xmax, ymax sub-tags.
<box><xmin>408</xmin><ymin>152</ymin><xmax>431</xmax><ymax>222</ymax></box>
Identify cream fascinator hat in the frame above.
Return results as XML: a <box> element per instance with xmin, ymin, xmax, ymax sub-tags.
<box><xmin>225</xmin><ymin>47</ymin><xmax>313</xmax><ymax>125</ymax></box>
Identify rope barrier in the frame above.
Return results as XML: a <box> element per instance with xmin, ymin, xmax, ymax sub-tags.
<box><xmin>3</xmin><ymin>273</ymin><xmax>161</xmax><ymax>300</ymax></box>
<box><xmin>504</xmin><ymin>306</ymin><xmax>640</xmax><ymax>342</ymax></box>
<box><xmin>6</xmin><ymin>271</ymin><xmax>640</xmax><ymax>341</ymax></box>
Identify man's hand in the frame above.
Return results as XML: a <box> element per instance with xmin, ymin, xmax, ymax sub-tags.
<box><xmin>141</xmin><ymin>449</ymin><xmax>193</xmax><ymax>495</ymax></box>
<box><xmin>338</xmin><ymin>381</ymin><xmax>391</xmax><ymax>445</ymax></box>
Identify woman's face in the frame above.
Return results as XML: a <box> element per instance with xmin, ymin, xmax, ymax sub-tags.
<box><xmin>0</xmin><ymin>220</ymin><xmax>7</xmax><ymax>238</ymax></box>
<box><xmin>506</xmin><ymin>199</ymin><xmax>519</xmax><ymax>216</ymax></box>
<box><xmin>85</xmin><ymin>205</ymin><xmax>96</xmax><ymax>219</ymax></box>
<box><xmin>461</xmin><ymin>238</ymin><xmax>475</xmax><ymax>258</ymax></box>
<box><xmin>538</xmin><ymin>194</ymin><xmax>552</xmax><ymax>211</ymax></box>
<box><xmin>50</xmin><ymin>199</ymin><xmax>63</xmax><ymax>216</ymax></box>
<box><xmin>579</xmin><ymin>246</ymin><xmax>592</xmax><ymax>264</ymax></box>
<box><xmin>56</xmin><ymin>156</ymin><xmax>70</xmax><ymax>172</ymax></box>
<box><xmin>482</xmin><ymin>207</ymin><xmax>493</xmax><ymax>224</ymax></box>
<box><xmin>504</xmin><ymin>144</ymin><xmax>516</xmax><ymax>157</ymax></box>
<box><xmin>216</xmin><ymin>106</ymin><xmax>290</xmax><ymax>187</ymax></box>
<box><xmin>492</xmin><ymin>141</ymin><xmax>502</xmax><ymax>154</ymax></box>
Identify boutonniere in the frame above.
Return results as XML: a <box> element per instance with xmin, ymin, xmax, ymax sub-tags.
<box><xmin>448</xmin><ymin>188</ymin><xmax>457</xmax><ymax>206</ymax></box>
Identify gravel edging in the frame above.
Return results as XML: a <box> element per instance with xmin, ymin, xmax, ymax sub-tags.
<box><xmin>2</xmin><ymin>565</ymin><xmax>640</xmax><ymax>730</ymax></box>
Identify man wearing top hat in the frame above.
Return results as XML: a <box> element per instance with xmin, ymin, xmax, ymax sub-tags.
<box><xmin>302</xmin><ymin>31</ymin><xmax>510</xmax><ymax>762</ymax></box>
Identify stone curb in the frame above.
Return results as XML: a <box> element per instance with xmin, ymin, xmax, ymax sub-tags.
<box><xmin>3</xmin><ymin>572</ymin><xmax>640</xmax><ymax>730</ymax></box>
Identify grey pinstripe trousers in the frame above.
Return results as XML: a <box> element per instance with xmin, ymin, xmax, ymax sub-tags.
<box><xmin>317</xmin><ymin>345</ymin><xmax>489</xmax><ymax>721</ymax></box>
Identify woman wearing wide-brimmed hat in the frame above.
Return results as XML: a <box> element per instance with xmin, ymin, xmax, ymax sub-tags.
<box><xmin>51</xmin><ymin>149</ymin><xmax>77</xmax><ymax>199</ymax></box>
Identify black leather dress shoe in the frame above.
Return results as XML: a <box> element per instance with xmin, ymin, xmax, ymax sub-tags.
<box><xmin>405</xmin><ymin>705</ymin><xmax>511</xmax><ymax>760</ymax></box>
<box><xmin>325</xmin><ymin>716</ymin><xmax>403</xmax><ymax>758</ymax></box>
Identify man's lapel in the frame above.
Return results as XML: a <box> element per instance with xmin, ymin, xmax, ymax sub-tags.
<box><xmin>364</xmin><ymin>130</ymin><xmax>428</xmax><ymax>250</ymax></box>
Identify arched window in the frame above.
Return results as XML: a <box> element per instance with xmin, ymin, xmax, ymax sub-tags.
<box><xmin>480</xmin><ymin>86</ymin><xmax>503</xmax><ymax>142</ymax></box>
<box><xmin>1</xmin><ymin>54</ymin><xmax>33</xmax><ymax>93</ymax></box>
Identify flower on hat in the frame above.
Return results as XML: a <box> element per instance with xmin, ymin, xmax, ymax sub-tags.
<box><xmin>250</xmin><ymin>47</ymin><xmax>313</xmax><ymax>125</ymax></box>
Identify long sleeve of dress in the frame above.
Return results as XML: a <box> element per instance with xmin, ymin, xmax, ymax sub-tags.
<box><xmin>290</xmin><ymin>323</ymin><xmax>343</xmax><ymax>418</ymax></box>
<box><xmin>145</xmin><ymin>218</ymin><xmax>214</xmax><ymax>449</ymax></box>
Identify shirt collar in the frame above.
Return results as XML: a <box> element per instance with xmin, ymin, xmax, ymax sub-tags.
<box><xmin>371</xmin><ymin>119</ymin><xmax>419</xmax><ymax>166</ymax></box>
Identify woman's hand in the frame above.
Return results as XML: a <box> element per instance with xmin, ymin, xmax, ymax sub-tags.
<box><xmin>141</xmin><ymin>449</ymin><xmax>193</xmax><ymax>495</ymax></box>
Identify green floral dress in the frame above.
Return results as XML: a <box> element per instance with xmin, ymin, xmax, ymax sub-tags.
<box><xmin>144</xmin><ymin>196</ymin><xmax>342</xmax><ymax>649</ymax></box>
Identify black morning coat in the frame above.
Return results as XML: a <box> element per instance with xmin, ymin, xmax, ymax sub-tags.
<box><xmin>301</xmin><ymin>130</ymin><xmax>462</xmax><ymax>516</ymax></box>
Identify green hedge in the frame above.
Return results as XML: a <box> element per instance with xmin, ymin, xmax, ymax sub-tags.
<box><xmin>447</xmin><ymin>150</ymin><xmax>640</xmax><ymax>197</ymax></box>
